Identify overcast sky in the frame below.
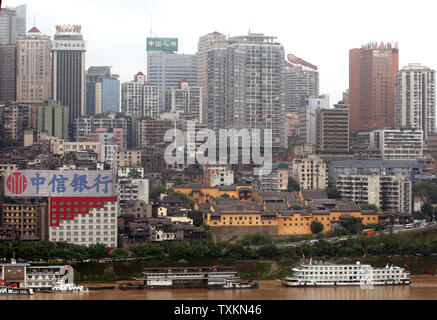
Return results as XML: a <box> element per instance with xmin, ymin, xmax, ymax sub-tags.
<box><xmin>3</xmin><ymin>0</ymin><xmax>437</xmax><ymax>103</ymax></box>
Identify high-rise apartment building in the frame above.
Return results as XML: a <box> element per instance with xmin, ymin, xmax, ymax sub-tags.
<box><xmin>52</xmin><ymin>25</ymin><xmax>86</xmax><ymax>139</ymax></box>
<box><xmin>316</xmin><ymin>102</ymin><xmax>350</xmax><ymax>154</ymax></box>
<box><xmin>284</xmin><ymin>54</ymin><xmax>319</xmax><ymax>113</ymax></box>
<box><xmin>147</xmin><ymin>49</ymin><xmax>197</xmax><ymax>111</ymax></box>
<box><xmin>86</xmin><ymin>66</ymin><xmax>120</xmax><ymax>115</ymax></box>
<box><xmin>0</xmin><ymin>4</ymin><xmax>26</xmax><ymax>44</ymax></box>
<box><xmin>395</xmin><ymin>63</ymin><xmax>435</xmax><ymax>141</ymax></box>
<box><xmin>298</xmin><ymin>94</ymin><xmax>330</xmax><ymax>145</ymax></box>
<box><xmin>0</xmin><ymin>44</ymin><xmax>16</xmax><ymax>102</ymax></box>
<box><xmin>16</xmin><ymin>27</ymin><xmax>52</xmax><ymax>103</ymax></box>
<box><xmin>121</xmin><ymin>72</ymin><xmax>159</xmax><ymax>118</ymax></box>
<box><xmin>197</xmin><ymin>32</ymin><xmax>227</xmax><ymax>124</ymax></box>
<box><xmin>206</xmin><ymin>33</ymin><xmax>286</xmax><ymax>148</ymax></box>
<box><xmin>349</xmin><ymin>42</ymin><xmax>399</xmax><ymax>130</ymax></box>
<box><xmin>206</xmin><ymin>46</ymin><xmax>227</xmax><ymax>135</ymax></box>
<box><xmin>166</xmin><ymin>79</ymin><xmax>202</xmax><ymax>121</ymax></box>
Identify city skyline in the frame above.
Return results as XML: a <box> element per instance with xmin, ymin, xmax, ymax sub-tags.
<box><xmin>3</xmin><ymin>0</ymin><xmax>437</xmax><ymax>104</ymax></box>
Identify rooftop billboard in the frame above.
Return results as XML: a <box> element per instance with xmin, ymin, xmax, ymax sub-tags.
<box><xmin>4</xmin><ymin>170</ymin><xmax>115</xmax><ymax>197</ymax></box>
<box><xmin>147</xmin><ymin>38</ymin><xmax>178</xmax><ymax>51</ymax></box>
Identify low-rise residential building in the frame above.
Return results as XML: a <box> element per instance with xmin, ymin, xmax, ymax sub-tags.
<box><xmin>328</xmin><ymin>159</ymin><xmax>422</xmax><ymax>182</ymax></box>
<box><xmin>292</xmin><ymin>155</ymin><xmax>327</xmax><ymax>190</ymax></box>
<box><xmin>1</xmin><ymin>200</ymin><xmax>49</xmax><ymax>241</ymax></box>
<box><xmin>203</xmin><ymin>166</ymin><xmax>234</xmax><ymax>187</ymax></box>
<box><xmin>336</xmin><ymin>173</ymin><xmax>412</xmax><ymax>214</ymax></box>
<box><xmin>116</xmin><ymin>149</ymin><xmax>142</xmax><ymax>167</ymax></box>
<box><xmin>117</xmin><ymin>179</ymin><xmax>149</xmax><ymax>203</ymax></box>
<box><xmin>370</xmin><ymin>129</ymin><xmax>424</xmax><ymax>160</ymax></box>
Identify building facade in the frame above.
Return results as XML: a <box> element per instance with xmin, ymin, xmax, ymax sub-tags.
<box><xmin>49</xmin><ymin>197</ymin><xmax>118</xmax><ymax>248</ymax></box>
<box><xmin>370</xmin><ymin>129</ymin><xmax>423</xmax><ymax>160</ymax></box>
<box><xmin>0</xmin><ymin>44</ymin><xmax>17</xmax><ymax>103</ymax></box>
<box><xmin>0</xmin><ymin>103</ymin><xmax>31</xmax><ymax>144</ymax></box>
<box><xmin>395</xmin><ymin>63</ymin><xmax>435</xmax><ymax>141</ymax></box>
<box><xmin>167</xmin><ymin>79</ymin><xmax>202</xmax><ymax>122</ymax></box>
<box><xmin>315</xmin><ymin>103</ymin><xmax>350</xmax><ymax>154</ymax></box>
<box><xmin>336</xmin><ymin>173</ymin><xmax>412</xmax><ymax>214</ymax></box>
<box><xmin>86</xmin><ymin>66</ymin><xmax>120</xmax><ymax>115</ymax></box>
<box><xmin>52</xmin><ymin>25</ymin><xmax>86</xmax><ymax>139</ymax></box>
<box><xmin>147</xmin><ymin>50</ymin><xmax>197</xmax><ymax>111</ymax></box>
<box><xmin>299</xmin><ymin>94</ymin><xmax>330</xmax><ymax>145</ymax></box>
<box><xmin>121</xmin><ymin>72</ymin><xmax>159</xmax><ymax>118</ymax></box>
<box><xmin>16</xmin><ymin>27</ymin><xmax>52</xmax><ymax>103</ymax></box>
<box><xmin>292</xmin><ymin>155</ymin><xmax>328</xmax><ymax>190</ymax></box>
<box><xmin>197</xmin><ymin>32</ymin><xmax>227</xmax><ymax>124</ymax></box>
<box><xmin>0</xmin><ymin>5</ymin><xmax>26</xmax><ymax>45</ymax></box>
<box><xmin>36</xmin><ymin>100</ymin><xmax>69</xmax><ymax>140</ymax></box>
<box><xmin>284</xmin><ymin>54</ymin><xmax>319</xmax><ymax>113</ymax></box>
<box><xmin>349</xmin><ymin>42</ymin><xmax>399</xmax><ymax>130</ymax></box>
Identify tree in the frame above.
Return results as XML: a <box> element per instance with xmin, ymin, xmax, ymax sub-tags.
<box><xmin>360</xmin><ymin>203</ymin><xmax>379</xmax><ymax>211</ymax></box>
<box><xmin>149</xmin><ymin>185</ymin><xmax>166</xmax><ymax>200</ymax></box>
<box><xmin>111</xmin><ymin>248</ymin><xmax>129</xmax><ymax>259</ymax></box>
<box><xmin>103</xmin><ymin>266</ymin><xmax>116</xmax><ymax>281</ymax></box>
<box><xmin>341</xmin><ymin>217</ymin><xmax>363</xmax><ymax>235</ymax></box>
<box><xmin>188</xmin><ymin>210</ymin><xmax>204</xmax><ymax>227</ymax></box>
<box><xmin>287</xmin><ymin>178</ymin><xmax>300</xmax><ymax>192</ymax></box>
<box><xmin>310</xmin><ymin>221</ymin><xmax>324</xmax><ymax>234</ymax></box>
<box><xmin>174</xmin><ymin>176</ymin><xmax>183</xmax><ymax>186</ymax></box>
<box><xmin>326</xmin><ymin>187</ymin><xmax>341</xmax><ymax>200</ymax></box>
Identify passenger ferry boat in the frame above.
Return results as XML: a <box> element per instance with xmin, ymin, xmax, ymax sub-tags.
<box><xmin>281</xmin><ymin>260</ymin><xmax>410</xmax><ymax>287</ymax></box>
<box><xmin>136</xmin><ymin>267</ymin><xmax>258</xmax><ymax>289</ymax></box>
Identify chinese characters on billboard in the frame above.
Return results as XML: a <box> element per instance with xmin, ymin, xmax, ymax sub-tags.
<box><xmin>4</xmin><ymin>171</ymin><xmax>115</xmax><ymax>197</ymax></box>
<box><xmin>147</xmin><ymin>38</ymin><xmax>178</xmax><ymax>51</ymax></box>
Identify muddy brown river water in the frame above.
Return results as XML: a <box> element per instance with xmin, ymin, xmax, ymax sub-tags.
<box><xmin>1</xmin><ymin>275</ymin><xmax>436</xmax><ymax>300</ymax></box>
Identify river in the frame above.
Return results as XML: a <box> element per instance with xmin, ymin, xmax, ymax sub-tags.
<box><xmin>1</xmin><ymin>276</ymin><xmax>436</xmax><ymax>300</ymax></box>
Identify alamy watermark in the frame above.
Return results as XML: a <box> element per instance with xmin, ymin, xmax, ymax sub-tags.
<box><xmin>164</xmin><ymin>121</ymin><xmax>273</xmax><ymax>176</ymax></box>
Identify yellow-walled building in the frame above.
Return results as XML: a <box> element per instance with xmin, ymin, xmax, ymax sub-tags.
<box><xmin>173</xmin><ymin>184</ymin><xmax>252</xmax><ymax>204</ymax></box>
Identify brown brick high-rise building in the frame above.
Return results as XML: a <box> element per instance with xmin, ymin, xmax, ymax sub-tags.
<box><xmin>349</xmin><ymin>42</ymin><xmax>399</xmax><ymax>131</ymax></box>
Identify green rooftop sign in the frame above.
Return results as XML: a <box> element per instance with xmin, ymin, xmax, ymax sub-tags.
<box><xmin>147</xmin><ymin>38</ymin><xmax>178</xmax><ymax>51</ymax></box>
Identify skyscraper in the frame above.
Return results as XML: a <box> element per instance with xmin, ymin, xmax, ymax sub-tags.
<box><xmin>0</xmin><ymin>4</ymin><xmax>26</xmax><ymax>44</ymax></box>
<box><xmin>349</xmin><ymin>42</ymin><xmax>399</xmax><ymax>131</ymax></box>
<box><xmin>86</xmin><ymin>66</ymin><xmax>120</xmax><ymax>115</ymax></box>
<box><xmin>147</xmin><ymin>48</ymin><xmax>197</xmax><ymax>112</ymax></box>
<box><xmin>207</xmin><ymin>33</ymin><xmax>286</xmax><ymax>148</ymax></box>
<box><xmin>197</xmin><ymin>32</ymin><xmax>227</xmax><ymax>124</ymax></box>
<box><xmin>16</xmin><ymin>27</ymin><xmax>52</xmax><ymax>103</ymax></box>
<box><xmin>52</xmin><ymin>25</ymin><xmax>86</xmax><ymax>139</ymax></box>
<box><xmin>395</xmin><ymin>63</ymin><xmax>435</xmax><ymax>141</ymax></box>
<box><xmin>284</xmin><ymin>54</ymin><xmax>319</xmax><ymax>113</ymax></box>
<box><xmin>206</xmin><ymin>46</ymin><xmax>226</xmax><ymax>135</ymax></box>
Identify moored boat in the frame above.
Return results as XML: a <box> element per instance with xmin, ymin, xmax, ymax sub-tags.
<box><xmin>280</xmin><ymin>260</ymin><xmax>411</xmax><ymax>287</ymax></box>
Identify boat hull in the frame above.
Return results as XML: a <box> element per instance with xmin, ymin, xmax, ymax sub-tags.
<box><xmin>280</xmin><ymin>280</ymin><xmax>411</xmax><ymax>287</ymax></box>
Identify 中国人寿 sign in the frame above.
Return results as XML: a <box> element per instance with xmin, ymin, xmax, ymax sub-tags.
<box><xmin>147</xmin><ymin>38</ymin><xmax>178</xmax><ymax>51</ymax></box>
<box><xmin>4</xmin><ymin>170</ymin><xmax>115</xmax><ymax>197</ymax></box>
